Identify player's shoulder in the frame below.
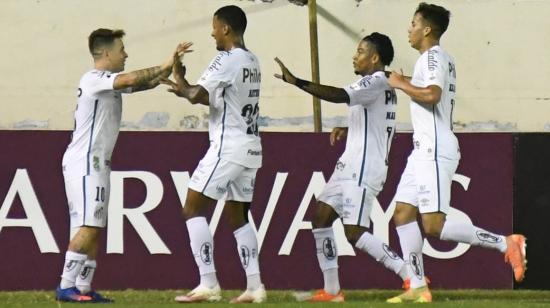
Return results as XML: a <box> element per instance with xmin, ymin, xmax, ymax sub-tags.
<box><xmin>357</xmin><ymin>71</ymin><xmax>388</xmax><ymax>88</ymax></box>
<box><xmin>80</xmin><ymin>69</ymin><xmax>114</xmax><ymax>84</ymax></box>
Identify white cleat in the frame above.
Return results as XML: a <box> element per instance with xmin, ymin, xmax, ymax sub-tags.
<box><xmin>174</xmin><ymin>284</ymin><xmax>222</xmax><ymax>303</ymax></box>
<box><xmin>230</xmin><ymin>284</ymin><xmax>267</xmax><ymax>303</ymax></box>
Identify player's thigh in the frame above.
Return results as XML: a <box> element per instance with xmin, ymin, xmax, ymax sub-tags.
<box><xmin>226</xmin><ymin>166</ymin><xmax>256</xmax><ymax>202</ymax></box>
<box><xmin>340</xmin><ymin>183</ymin><xmax>378</xmax><ymax>228</ymax></box>
<box><xmin>414</xmin><ymin>159</ymin><xmax>458</xmax><ymax>214</ymax></box>
<box><xmin>315</xmin><ymin>175</ymin><xmax>344</xmax><ymax>228</ymax></box>
<box><xmin>394</xmin><ymin>157</ymin><xmax>419</xmax><ymax>208</ymax></box>
<box><xmin>189</xmin><ymin>157</ymin><xmax>244</xmax><ymax>201</ymax></box>
<box><xmin>64</xmin><ymin>173</ymin><xmax>110</xmax><ymax>231</ymax></box>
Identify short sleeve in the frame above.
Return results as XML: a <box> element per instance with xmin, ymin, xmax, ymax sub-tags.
<box><xmin>85</xmin><ymin>71</ymin><xmax>121</xmax><ymax>95</ymax></box>
<box><xmin>197</xmin><ymin>52</ymin><xmax>237</xmax><ymax>97</ymax></box>
<box><xmin>343</xmin><ymin>75</ymin><xmax>384</xmax><ymax>107</ymax></box>
<box><xmin>423</xmin><ymin>49</ymin><xmax>446</xmax><ymax>89</ymax></box>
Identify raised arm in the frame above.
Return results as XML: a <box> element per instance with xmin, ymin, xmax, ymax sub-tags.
<box><xmin>114</xmin><ymin>42</ymin><xmax>193</xmax><ymax>92</ymax></box>
<box><xmin>160</xmin><ymin>53</ymin><xmax>209</xmax><ymax>105</ymax></box>
<box><xmin>274</xmin><ymin>57</ymin><xmax>350</xmax><ymax>104</ymax></box>
<box><xmin>388</xmin><ymin>70</ymin><xmax>441</xmax><ymax>105</ymax></box>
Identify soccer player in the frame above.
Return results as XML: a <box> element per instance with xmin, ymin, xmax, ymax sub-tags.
<box><xmin>56</xmin><ymin>28</ymin><xmax>189</xmax><ymax>303</ymax></box>
<box><xmin>386</xmin><ymin>3</ymin><xmax>526</xmax><ymax>303</ymax></box>
<box><xmin>274</xmin><ymin>32</ymin><xmax>408</xmax><ymax>302</ymax></box>
<box><xmin>160</xmin><ymin>5</ymin><xmax>266</xmax><ymax>304</ymax></box>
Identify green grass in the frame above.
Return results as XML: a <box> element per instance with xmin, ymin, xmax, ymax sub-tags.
<box><xmin>1</xmin><ymin>289</ymin><xmax>550</xmax><ymax>307</ymax></box>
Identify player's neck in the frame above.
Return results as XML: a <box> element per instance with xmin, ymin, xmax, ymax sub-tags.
<box><xmin>94</xmin><ymin>60</ymin><xmax>113</xmax><ymax>72</ymax></box>
<box><xmin>224</xmin><ymin>37</ymin><xmax>246</xmax><ymax>51</ymax></box>
<box><xmin>418</xmin><ymin>39</ymin><xmax>439</xmax><ymax>54</ymax></box>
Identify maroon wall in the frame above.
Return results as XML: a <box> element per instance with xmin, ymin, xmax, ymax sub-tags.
<box><xmin>0</xmin><ymin>131</ymin><xmax>514</xmax><ymax>290</ymax></box>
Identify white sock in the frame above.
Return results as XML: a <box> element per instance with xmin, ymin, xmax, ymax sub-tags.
<box><xmin>355</xmin><ymin>232</ymin><xmax>407</xmax><ymax>280</ymax></box>
<box><xmin>313</xmin><ymin>227</ymin><xmax>339</xmax><ymax>295</ymax></box>
<box><xmin>234</xmin><ymin>223</ymin><xmax>262</xmax><ymax>290</ymax></box>
<box><xmin>186</xmin><ymin>217</ymin><xmax>218</xmax><ymax>288</ymax></box>
<box><xmin>76</xmin><ymin>259</ymin><xmax>96</xmax><ymax>294</ymax></box>
<box><xmin>59</xmin><ymin>251</ymin><xmax>87</xmax><ymax>289</ymax></box>
<box><xmin>396</xmin><ymin>221</ymin><xmax>426</xmax><ymax>289</ymax></box>
<box><xmin>440</xmin><ymin>220</ymin><xmax>507</xmax><ymax>253</ymax></box>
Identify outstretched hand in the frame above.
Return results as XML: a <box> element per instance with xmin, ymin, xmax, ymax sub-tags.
<box><xmin>163</xmin><ymin>42</ymin><xmax>193</xmax><ymax>71</ymax></box>
<box><xmin>159</xmin><ymin>75</ymin><xmax>185</xmax><ymax>97</ymax></box>
<box><xmin>273</xmin><ymin>57</ymin><xmax>297</xmax><ymax>85</ymax></box>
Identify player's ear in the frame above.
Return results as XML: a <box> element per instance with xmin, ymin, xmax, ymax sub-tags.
<box><xmin>371</xmin><ymin>53</ymin><xmax>380</xmax><ymax>65</ymax></box>
<box><xmin>222</xmin><ymin>24</ymin><xmax>230</xmax><ymax>36</ymax></box>
<box><xmin>423</xmin><ymin>25</ymin><xmax>432</xmax><ymax>37</ymax></box>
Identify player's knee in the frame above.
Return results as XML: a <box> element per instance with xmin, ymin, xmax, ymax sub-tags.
<box><xmin>343</xmin><ymin>226</ymin><xmax>362</xmax><ymax>246</ymax></box>
<box><xmin>312</xmin><ymin>202</ymin><xmax>337</xmax><ymax>229</ymax></box>
<box><xmin>182</xmin><ymin>205</ymin><xmax>202</xmax><ymax>220</ymax></box>
<box><xmin>226</xmin><ymin>213</ymin><xmax>248</xmax><ymax>230</ymax></box>
<box><xmin>393</xmin><ymin>204</ymin><xmax>417</xmax><ymax>226</ymax></box>
<box><xmin>422</xmin><ymin>221</ymin><xmax>442</xmax><ymax>238</ymax></box>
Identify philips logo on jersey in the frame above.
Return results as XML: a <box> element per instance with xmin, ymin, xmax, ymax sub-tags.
<box><xmin>242</xmin><ymin>68</ymin><xmax>261</xmax><ymax>83</ymax></box>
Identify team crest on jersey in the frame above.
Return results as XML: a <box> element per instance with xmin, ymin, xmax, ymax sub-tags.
<box><xmin>93</xmin><ymin>156</ymin><xmax>100</xmax><ymax>172</ymax></box>
<box><xmin>200</xmin><ymin>243</ymin><xmax>213</xmax><ymax>265</ymax></box>
<box><xmin>336</xmin><ymin>160</ymin><xmax>345</xmax><ymax>171</ymax></box>
<box><xmin>322</xmin><ymin>238</ymin><xmax>337</xmax><ymax>260</ymax></box>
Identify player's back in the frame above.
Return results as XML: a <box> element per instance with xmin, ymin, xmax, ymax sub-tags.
<box><xmin>62</xmin><ymin>70</ymin><xmax>126</xmax><ymax>179</ymax></box>
<box><xmin>410</xmin><ymin>45</ymin><xmax>459</xmax><ymax>161</ymax></box>
<box><xmin>198</xmin><ymin>48</ymin><xmax>262</xmax><ymax>169</ymax></box>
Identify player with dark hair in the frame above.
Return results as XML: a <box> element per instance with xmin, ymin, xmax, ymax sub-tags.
<box><xmin>161</xmin><ymin>5</ymin><xmax>266</xmax><ymax>304</ymax></box>
<box><xmin>55</xmin><ymin>28</ymin><xmax>189</xmax><ymax>303</ymax></box>
<box><xmin>386</xmin><ymin>3</ymin><xmax>526</xmax><ymax>303</ymax></box>
<box><xmin>275</xmin><ymin>32</ymin><xmax>408</xmax><ymax>302</ymax></box>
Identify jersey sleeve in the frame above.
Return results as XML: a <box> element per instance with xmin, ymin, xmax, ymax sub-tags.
<box><xmin>423</xmin><ymin>50</ymin><xmax>446</xmax><ymax>89</ymax></box>
<box><xmin>84</xmin><ymin>71</ymin><xmax>122</xmax><ymax>95</ymax></box>
<box><xmin>197</xmin><ymin>52</ymin><xmax>237</xmax><ymax>102</ymax></box>
<box><xmin>344</xmin><ymin>75</ymin><xmax>384</xmax><ymax>107</ymax></box>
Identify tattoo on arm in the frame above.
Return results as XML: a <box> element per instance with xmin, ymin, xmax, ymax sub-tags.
<box><xmin>133</xmin><ymin>66</ymin><xmax>163</xmax><ymax>86</ymax></box>
<box><xmin>295</xmin><ymin>78</ymin><xmax>350</xmax><ymax>103</ymax></box>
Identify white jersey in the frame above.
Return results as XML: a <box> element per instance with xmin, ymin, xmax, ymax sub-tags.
<box><xmin>410</xmin><ymin>45</ymin><xmax>460</xmax><ymax>161</ymax></box>
<box><xmin>62</xmin><ymin>70</ymin><xmax>131</xmax><ymax>180</ymax></box>
<box><xmin>197</xmin><ymin>48</ymin><xmax>262</xmax><ymax>168</ymax></box>
<box><xmin>342</xmin><ymin>71</ymin><xmax>397</xmax><ymax>192</ymax></box>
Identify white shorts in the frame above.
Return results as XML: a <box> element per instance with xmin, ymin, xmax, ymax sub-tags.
<box><xmin>394</xmin><ymin>156</ymin><xmax>458</xmax><ymax>214</ymax></box>
<box><xmin>188</xmin><ymin>157</ymin><xmax>257</xmax><ymax>202</ymax></box>
<box><xmin>64</xmin><ymin>173</ymin><xmax>110</xmax><ymax>229</ymax></box>
<box><xmin>317</xmin><ymin>169</ymin><xmax>378</xmax><ymax>228</ymax></box>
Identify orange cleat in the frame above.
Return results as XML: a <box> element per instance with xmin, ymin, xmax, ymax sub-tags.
<box><xmin>402</xmin><ymin>276</ymin><xmax>431</xmax><ymax>290</ymax></box>
<box><xmin>387</xmin><ymin>286</ymin><xmax>432</xmax><ymax>303</ymax></box>
<box><xmin>303</xmin><ymin>289</ymin><xmax>345</xmax><ymax>303</ymax></box>
<box><xmin>505</xmin><ymin>234</ymin><xmax>527</xmax><ymax>282</ymax></box>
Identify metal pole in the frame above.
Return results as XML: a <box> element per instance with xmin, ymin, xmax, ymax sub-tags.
<box><xmin>308</xmin><ymin>0</ymin><xmax>322</xmax><ymax>132</ymax></box>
